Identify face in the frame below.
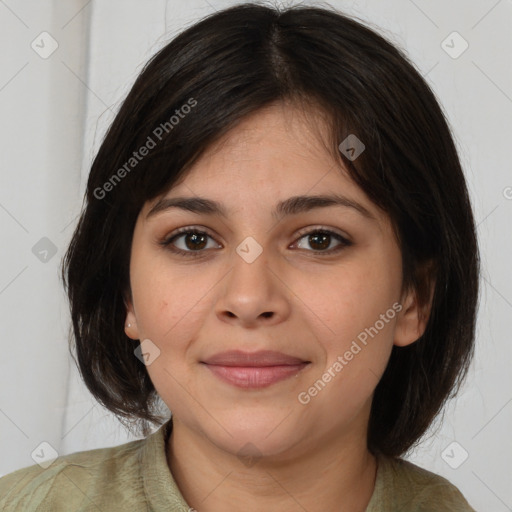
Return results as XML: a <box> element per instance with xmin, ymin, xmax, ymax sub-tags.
<box><xmin>125</xmin><ymin>102</ymin><xmax>425</xmax><ymax>460</ymax></box>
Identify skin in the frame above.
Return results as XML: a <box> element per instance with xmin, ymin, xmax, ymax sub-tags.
<box><xmin>125</xmin><ymin>101</ymin><xmax>431</xmax><ymax>512</ymax></box>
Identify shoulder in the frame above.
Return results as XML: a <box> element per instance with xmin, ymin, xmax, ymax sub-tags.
<box><xmin>0</xmin><ymin>437</ymin><xmax>146</xmax><ymax>512</ymax></box>
<box><xmin>368</xmin><ymin>455</ymin><xmax>476</xmax><ymax>512</ymax></box>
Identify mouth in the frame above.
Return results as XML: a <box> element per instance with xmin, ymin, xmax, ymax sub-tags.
<box><xmin>200</xmin><ymin>350</ymin><xmax>311</xmax><ymax>389</ymax></box>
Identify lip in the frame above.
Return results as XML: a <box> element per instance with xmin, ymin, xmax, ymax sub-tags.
<box><xmin>201</xmin><ymin>350</ymin><xmax>310</xmax><ymax>389</ymax></box>
<box><xmin>201</xmin><ymin>350</ymin><xmax>308</xmax><ymax>366</ymax></box>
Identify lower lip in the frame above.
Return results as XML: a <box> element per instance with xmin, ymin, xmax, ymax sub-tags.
<box><xmin>203</xmin><ymin>363</ymin><xmax>309</xmax><ymax>389</ymax></box>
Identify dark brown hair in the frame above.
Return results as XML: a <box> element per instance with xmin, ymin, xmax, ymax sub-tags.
<box><xmin>62</xmin><ymin>2</ymin><xmax>480</xmax><ymax>457</ymax></box>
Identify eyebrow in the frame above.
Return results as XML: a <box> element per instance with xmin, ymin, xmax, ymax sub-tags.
<box><xmin>146</xmin><ymin>193</ymin><xmax>376</xmax><ymax>221</ymax></box>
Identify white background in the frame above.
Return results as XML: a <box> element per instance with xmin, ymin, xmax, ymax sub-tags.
<box><xmin>0</xmin><ymin>1</ymin><xmax>511</xmax><ymax>510</ymax></box>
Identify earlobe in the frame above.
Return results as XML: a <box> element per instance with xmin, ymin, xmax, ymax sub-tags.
<box><xmin>124</xmin><ymin>300</ymin><xmax>140</xmax><ymax>340</ymax></box>
<box><xmin>393</xmin><ymin>286</ymin><xmax>433</xmax><ymax>347</ymax></box>
<box><xmin>394</xmin><ymin>261</ymin><xmax>436</xmax><ymax>347</ymax></box>
<box><xmin>393</xmin><ymin>291</ymin><xmax>422</xmax><ymax>347</ymax></box>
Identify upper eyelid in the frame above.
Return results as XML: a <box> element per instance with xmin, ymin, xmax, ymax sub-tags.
<box><xmin>295</xmin><ymin>225</ymin><xmax>350</xmax><ymax>241</ymax></box>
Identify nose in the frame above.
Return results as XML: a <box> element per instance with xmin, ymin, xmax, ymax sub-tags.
<box><xmin>215</xmin><ymin>242</ymin><xmax>291</xmax><ymax>328</ymax></box>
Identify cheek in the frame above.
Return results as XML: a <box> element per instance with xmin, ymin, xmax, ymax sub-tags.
<box><xmin>290</xmin><ymin>251</ymin><xmax>400</xmax><ymax>392</ymax></box>
<box><xmin>129</xmin><ymin>258</ymin><xmax>211</xmax><ymax>408</ymax></box>
<box><xmin>293</xmin><ymin>257</ymin><xmax>401</xmax><ymax>344</ymax></box>
<box><xmin>130</xmin><ymin>251</ymin><xmax>203</xmax><ymax>341</ymax></box>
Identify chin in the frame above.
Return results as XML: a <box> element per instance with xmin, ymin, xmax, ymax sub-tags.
<box><xmin>197</xmin><ymin>407</ymin><xmax>303</xmax><ymax>460</ymax></box>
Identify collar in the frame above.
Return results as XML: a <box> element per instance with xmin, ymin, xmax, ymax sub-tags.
<box><xmin>140</xmin><ymin>416</ymin><xmax>191</xmax><ymax>511</ymax></box>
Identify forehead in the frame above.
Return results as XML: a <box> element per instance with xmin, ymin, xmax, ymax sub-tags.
<box><xmin>165</xmin><ymin>103</ymin><xmax>361</xmax><ymax>198</ymax></box>
<box><xmin>141</xmin><ymin>102</ymin><xmax>388</xmax><ymax>231</ymax></box>
<box><xmin>202</xmin><ymin>102</ymin><xmax>331</xmax><ymax>164</ymax></box>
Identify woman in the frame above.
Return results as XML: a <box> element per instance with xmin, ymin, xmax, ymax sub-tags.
<box><xmin>0</xmin><ymin>3</ymin><xmax>479</xmax><ymax>511</ymax></box>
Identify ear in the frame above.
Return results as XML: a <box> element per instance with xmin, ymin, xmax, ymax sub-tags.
<box><xmin>124</xmin><ymin>292</ymin><xmax>140</xmax><ymax>340</ymax></box>
<box><xmin>394</xmin><ymin>263</ymin><xmax>436</xmax><ymax>347</ymax></box>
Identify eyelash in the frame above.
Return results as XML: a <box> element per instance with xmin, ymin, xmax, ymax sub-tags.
<box><xmin>159</xmin><ymin>226</ymin><xmax>352</xmax><ymax>258</ymax></box>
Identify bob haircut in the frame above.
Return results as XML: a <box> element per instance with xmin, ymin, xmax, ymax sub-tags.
<box><xmin>63</xmin><ymin>2</ymin><xmax>480</xmax><ymax>458</ymax></box>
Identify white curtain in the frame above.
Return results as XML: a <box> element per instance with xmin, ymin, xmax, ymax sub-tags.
<box><xmin>0</xmin><ymin>0</ymin><xmax>95</xmax><ymax>475</ymax></box>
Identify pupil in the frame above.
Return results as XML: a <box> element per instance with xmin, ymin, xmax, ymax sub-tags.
<box><xmin>186</xmin><ymin>233</ymin><xmax>207</xmax><ymax>250</ymax></box>
<box><xmin>310</xmin><ymin>233</ymin><xmax>329</xmax><ymax>250</ymax></box>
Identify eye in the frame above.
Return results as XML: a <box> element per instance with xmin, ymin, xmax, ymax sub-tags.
<box><xmin>292</xmin><ymin>228</ymin><xmax>352</xmax><ymax>254</ymax></box>
<box><xmin>160</xmin><ymin>227</ymin><xmax>220</xmax><ymax>257</ymax></box>
<box><xmin>160</xmin><ymin>226</ymin><xmax>352</xmax><ymax>257</ymax></box>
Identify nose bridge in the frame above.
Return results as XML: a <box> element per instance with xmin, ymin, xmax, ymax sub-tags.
<box><xmin>230</xmin><ymin>234</ymin><xmax>271</xmax><ymax>293</ymax></box>
<box><xmin>215</xmin><ymin>234</ymin><xmax>288</xmax><ymax>324</ymax></box>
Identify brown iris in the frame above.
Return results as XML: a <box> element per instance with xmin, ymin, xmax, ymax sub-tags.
<box><xmin>184</xmin><ymin>232</ymin><xmax>208</xmax><ymax>250</ymax></box>
<box><xmin>307</xmin><ymin>232</ymin><xmax>331</xmax><ymax>251</ymax></box>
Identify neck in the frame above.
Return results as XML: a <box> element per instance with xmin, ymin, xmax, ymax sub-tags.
<box><xmin>166</xmin><ymin>416</ymin><xmax>378</xmax><ymax>512</ymax></box>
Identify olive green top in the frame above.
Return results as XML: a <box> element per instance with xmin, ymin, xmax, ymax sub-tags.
<box><xmin>0</xmin><ymin>418</ymin><xmax>476</xmax><ymax>511</ymax></box>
